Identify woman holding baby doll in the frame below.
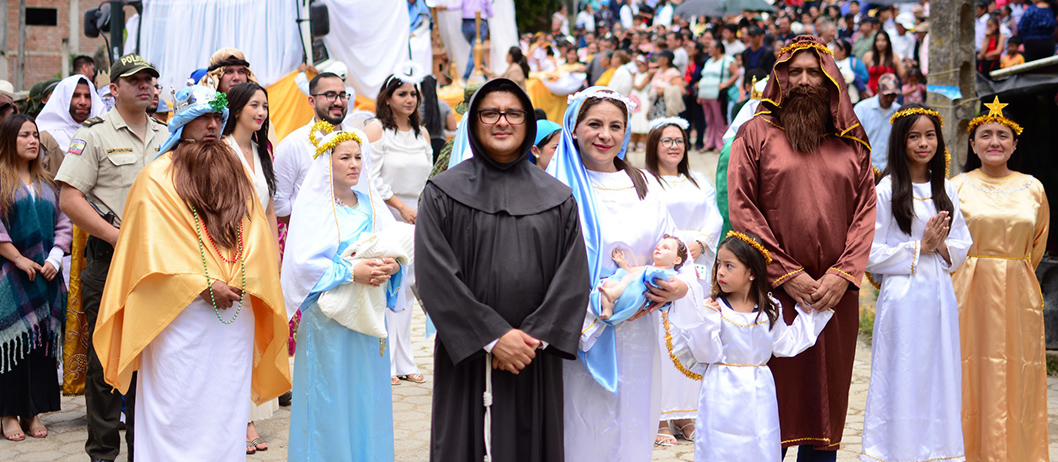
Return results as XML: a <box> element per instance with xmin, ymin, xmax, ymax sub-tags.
<box><xmin>642</xmin><ymin>116</ymin><xmax>724</xmax><ymax>445</ymax></box>
<box><xmin>281</xmin><ymin>123</ymin><xmax>404</xmax><ymax>461</ymax></box>
<box><xmin>548</xmin><ymin>87</ymin><xmax>700</xmax><ymax>461</ymax></box>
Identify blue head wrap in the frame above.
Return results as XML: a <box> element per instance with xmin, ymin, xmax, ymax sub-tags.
<box><xmin>533</xmin><ymin>119</ymin><xmax>562</xmax><ymax>146</ymax></box>
<box><xmin>529</xmin><ymin>119</ymin><xmax>563</xmax><ymax>165</ymax></box>
<box><xmin>158</xmin><ymin>84</ymin><xmax>230</xmax><ymax>156</ymax></box>
<box><xmin>547</xmin><ymin>86</ymin><xmax>636</xmax><ymax>393</ymax></box>
<box><xmin>189</xmin><ymin>68</ymin><xmax>208</xmax><ymax>85</ymax></box>
<box><xmin>447</xmin><ymin>116</ymin><xmax>473</xmax><ymax>169</ymax></box>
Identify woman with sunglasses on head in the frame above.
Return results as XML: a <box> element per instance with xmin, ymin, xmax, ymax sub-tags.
<box><xmin>364</xmin><ymin>62</ymin><xmax>431</xmax><ymax>386</ymax></box>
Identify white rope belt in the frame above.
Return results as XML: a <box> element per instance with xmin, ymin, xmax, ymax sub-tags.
<box><xmin>483</xmin><ymin>352</ymin><xmax>493</xmax><ymax>462</ymax></box>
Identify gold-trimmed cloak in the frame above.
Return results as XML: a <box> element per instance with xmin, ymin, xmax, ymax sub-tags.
<box><xmin>93</xmin><ymin>153</ymin><xmax>290</xmax><ymax>404</ymax></box>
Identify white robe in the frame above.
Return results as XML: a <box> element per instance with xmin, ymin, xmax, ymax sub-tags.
<box><xmin>651</xmin><ymin>172</ymin><xmax>723</xmax><ymax>422</ymax></box>
<box><xmin>135</xmin><ymin>298</ymin><xmax>255</xmax><ymax>462</ymax></box>
<box><xmin>563</xmin><ymin>169</ymin><xmax>701</xmax><ymax>461</ymax></box>
<box><xmin>669</xmin><ymin>298</ymin><xmax>833</xmax><ymax>462</ymax></box>
<box><xmin>860</xmin><ymin>178</ymin><xmax>971</xmax><ymax>462</ymax></box>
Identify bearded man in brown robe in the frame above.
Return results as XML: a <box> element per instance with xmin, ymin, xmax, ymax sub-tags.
<box><xmin>727</xmin><ymin>35</ymin><xmax>877</xmax><ymax>461</ymax></box>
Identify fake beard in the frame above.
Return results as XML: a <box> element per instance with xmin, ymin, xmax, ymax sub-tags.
<box><xmin>171</xmin><ymin>140</ymin><xmax>255</xmax><ymax>250</ymax></box>
<box><xmin>778</xmin><ymin>84</ymin><xmax>831</xmax><ymax>153</ymax></box>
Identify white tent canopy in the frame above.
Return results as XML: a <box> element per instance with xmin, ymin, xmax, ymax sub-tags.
<box><xmin>128</xmin><ymin>0</ymin><xmax>518</xmax><ymax>101</ymax></box>
<box><xmin>133</xmin><ymin>0</ymin><xmax>305</xmax><ymax>92</ymax></box>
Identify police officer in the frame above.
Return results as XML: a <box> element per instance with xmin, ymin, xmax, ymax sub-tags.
<box><xmin>55</xmin><ymin>54</ymin><xmax>166</xmax><ymax>462</ymax></box>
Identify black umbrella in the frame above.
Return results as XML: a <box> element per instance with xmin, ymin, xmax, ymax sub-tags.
<box><xmin>723</xmin><ymin>0</ymin><xmax>776</xmax><ymax>13</ymax></box>
<box><xmin>674</xmin><ymin>0</ymin><xmax>725</xmax><ymax>18</ymax></box>
<box><xmin>674</xmin><ymin>0</ymin><xmax>775</xmax><ymax>18</ymax></box>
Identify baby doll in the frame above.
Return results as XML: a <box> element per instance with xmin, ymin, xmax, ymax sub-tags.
<box><xmin>599</xmin><ymin>235</ymin><xmax>688</xmax><ymax>320</ymax></box>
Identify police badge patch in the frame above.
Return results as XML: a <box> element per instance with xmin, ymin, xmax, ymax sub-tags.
<box><xmin>68</xmin><ymin>139</ymin><xmax>87</xmax><ymax>156</ymax></box>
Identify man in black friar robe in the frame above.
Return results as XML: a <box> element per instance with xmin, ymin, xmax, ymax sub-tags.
<box><xmin>415</xmin><ymin>78</ymin><xmax>589</xmax><ymax>462</ymax></box>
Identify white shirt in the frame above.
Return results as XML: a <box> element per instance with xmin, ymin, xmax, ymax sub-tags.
<box><xmin>723</xmin><ymin>38</ymin><xmax>746</xmax><ymax>58</ymax></box>
<box><xmin>576</xmin><ymin>10</ymin><xmax>596</xmax><ymax>32</ymax></box>
<box><xmin>224</xmin><ymin>135</ymin><xmax>270</xmax><ymax>209</ymax></box>
<box><xmin>673</xmin><ymin>46</ymin><xmax>689</xmax><ymax>71</ymax></box>
<box><xmin>889</xmin><ymin>31</ymin><xmax>916</xmax><ymax>61</ymax></box>
<box><xmin>975</xmin><ymin>15</ymin><xmax>989</xmax><ymax>51</ymax></box>
<box><xmin>620</xmin><ymin>4</ymin><xmax>634</xmax><ymax>29</ymax></box>
<box><xmin>368</xmin><ymin>127</ymin><xmax>433</xmax><ymax>201</ymax></box>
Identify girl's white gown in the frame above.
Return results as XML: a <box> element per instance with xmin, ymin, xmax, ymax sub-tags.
<box><xmin>669</xmin><ymin>297</ymin><xmax>833</xmax><ymax>462</ymax></box>
<box><xmin>860</xmin><ymin>178</ymin><xmax>971</xmax><ymax>462</ymax></box>
<box><xmin>651</xmin><ymin>172</ymin><xmax>724</xmax><ymax>423</ymax></box>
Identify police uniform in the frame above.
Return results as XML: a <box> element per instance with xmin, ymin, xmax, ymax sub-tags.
<box><xmin>53</xmin><ymin>54</ymin><xmax>165</xmax><ymax>462</ymax></box>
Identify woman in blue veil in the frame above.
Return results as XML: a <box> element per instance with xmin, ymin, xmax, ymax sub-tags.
<box><xmin>548</xmin><ymin>87</ymin><xmax>703</xmax><ymax>461</ymax></box>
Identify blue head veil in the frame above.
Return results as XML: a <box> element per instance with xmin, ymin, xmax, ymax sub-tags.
<box><xmin>157</xmin><ymin>84</ymin><xmax>230</xmax><ymax>156</ymax></box>
<box><xmin>547</xmin><ymin>86</ymin><xmax>636</xmax><ymax>393</ymax></box>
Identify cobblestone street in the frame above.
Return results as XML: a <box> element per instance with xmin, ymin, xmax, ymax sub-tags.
<box><xmin>6</xmin><ymin>305</ymin><xmax>1058</xmax><ymax>461</ymax></box>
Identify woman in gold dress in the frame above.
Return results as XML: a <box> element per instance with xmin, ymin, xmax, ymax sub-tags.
<box><xmin>951</xmin><ymin>96</ymin><xmax>1051</xmax><ymax>462</ymax></box>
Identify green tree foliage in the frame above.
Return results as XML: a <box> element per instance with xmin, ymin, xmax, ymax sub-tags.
<box><xmin>515</xmin><ymin>0</ymin><xmax>563</xmax><ymax>34</ymax></box>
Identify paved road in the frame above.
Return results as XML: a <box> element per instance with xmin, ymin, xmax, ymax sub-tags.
<box><xmin>7</xmin><ymin>150</ymin><xmax>1058</xmax><ymax>461</ymax></box>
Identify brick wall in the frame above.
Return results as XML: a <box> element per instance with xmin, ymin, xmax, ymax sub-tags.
<box><xmin>3</xmin><ymin>0</ymin><xmax>123</xmax><ymax>91</ymax></box>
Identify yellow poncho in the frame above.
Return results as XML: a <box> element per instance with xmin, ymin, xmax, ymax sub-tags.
<box><xmin>93</xmin><ymin>153</ymin><xmax>291</xmax><ymax>404</ymax></box>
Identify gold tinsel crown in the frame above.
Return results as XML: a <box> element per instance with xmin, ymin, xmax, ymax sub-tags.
<box><xmin>309</xmin><ymin>120</ymin><xmax>363</xmax><ymax>159</ymax></box>
<box><xmin>726</xmin><ymin>231</ymin><xmax>773</xmax><ymax>264</ymax></box>
<box><xmin>889</xmin><ymin>107</ymin><xmax>943</xmax><ymax>126</ymax></box>
<box><xmin>779</xmin><ymin>41</ymin><xmax>833</xmax><ymax>58</ymax></box>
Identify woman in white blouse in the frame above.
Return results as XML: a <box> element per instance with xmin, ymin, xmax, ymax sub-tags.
<box><xmin>364</xmin><ymin>64</ymin><xmax>431</xmax><ymax>385</ymax></box>
<box><xmin>220</xmin><ymin>82</ymin><xmax>279</xmax><ymax>454</ymax></box>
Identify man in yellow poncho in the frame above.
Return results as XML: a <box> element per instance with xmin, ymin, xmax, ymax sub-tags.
<box><xmin>93</xmin><ymin>85</ymin><xmax>290</xmax><ymax>461</ymax></box>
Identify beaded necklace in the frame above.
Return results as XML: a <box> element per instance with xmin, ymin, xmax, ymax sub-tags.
<box><xmin>191</xmin><ymin>207</ymin><xmax>247</xmax><ymax>324</ymax></box>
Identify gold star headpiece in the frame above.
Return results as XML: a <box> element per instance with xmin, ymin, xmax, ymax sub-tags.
<box><xmin>967</xmin><ymin>96</ymin><xmax>1024</xmax><ymax>135</ymax></box>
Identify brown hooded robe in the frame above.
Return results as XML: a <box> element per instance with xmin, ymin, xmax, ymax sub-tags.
<box><xmin>727</xmin><ymin>35</ymin><xmax>877</xmax><ymax>450</ymax></box>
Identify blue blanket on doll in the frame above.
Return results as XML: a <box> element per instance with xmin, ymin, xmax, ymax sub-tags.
<box><xmin>590</xmin><ymin>266</ymin><xmax>679</xmax><ymax>325</ymax></box>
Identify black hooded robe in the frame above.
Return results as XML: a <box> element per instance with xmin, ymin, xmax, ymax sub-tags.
<box><xmin>415</xmin><ymin>79</ymin><xmax>590</xmax><ymax>462</ymax></box>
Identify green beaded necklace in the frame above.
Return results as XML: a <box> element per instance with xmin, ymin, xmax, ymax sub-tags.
<box><xmin>190</xmin><ymin>207</ymin><xmax>247</xmax><ymax>325</ymax></box>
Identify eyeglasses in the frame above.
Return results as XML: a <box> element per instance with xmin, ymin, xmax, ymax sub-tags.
<box><xmin>478</xmin><ymin>109</ymin><xmax>527</xmax><ymax>125</ymax></box>
<box><xmin>312</xmin><ymin>92</ymin><xmax>350</xmax><ymax>102</ymax></box>
<box><xmin>660</xmin><ymin>137</ymin><xmax>685</xmax><ymax>147</ymax></box>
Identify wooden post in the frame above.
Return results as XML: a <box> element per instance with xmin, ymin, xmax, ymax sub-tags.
<box><xmin>0</xmin><ymin>0</ymin><xmax>8</xmax><ymax>81</ymax></box>
<box><xmin>15</xmin><ymin>0</ymin><xmax>27</xmax><ymax>90</ymax></box>
<box><xmin>69</xmin><ymin>0</ymin><xmax>80</xmax><ymax>63</ymax></box>
<box><xmin>926</xmin><ymin>0</ymin><xmax>976</xmax><ymax>173</ymax></box>
<box><xmin>473</xmin><ymin>12</ymin><xmax>484</xmax><ymax>76</ymax></box>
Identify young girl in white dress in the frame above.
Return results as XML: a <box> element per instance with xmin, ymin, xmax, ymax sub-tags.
<box><xmin>643</xmin><ymin>117</ymin><xmax>724</xmax><ymax>445</ymax></box>
<box><xmin>860</xmin><ymin>104</ymin><xmax>971</xmax><ymax>462</ymax></box>
<box><xmin>667</xmin><ymin>231</ymin><xmax>833</xmax><ymax>462</ymax></box>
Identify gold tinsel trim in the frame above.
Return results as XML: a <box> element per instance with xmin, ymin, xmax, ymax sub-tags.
<box><xmin>779</xmin><ymin>42</ymin><xmax>833</xmax><ymax>58</ymax></box>
<box><xmin>966</xmin><ymin>115</ymin><xmax>1023</xmax><ymax>136</ymax></box>
<box><xmin>662</xmin><ymin>309</ymin><xmax>703</xmax><ymax>381</ymax></box>
<box><xmin>726</xmin><ymin>231</ymin><xmax>773</xmax><ymax>263</ymax></box>
<box><xmin>889</xmin><ymin>107</ymin><xmax>943</xmax><ymax>126</ymax></box>
<box><xmin>865</xmin><ymin>272</ymin><xmax>881</xmax><ymax>290</ymax></box>
<box><xmin>944</xmin><ymin>148</ymin><xmax>951</xmax><ymax>178</ymax></box>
